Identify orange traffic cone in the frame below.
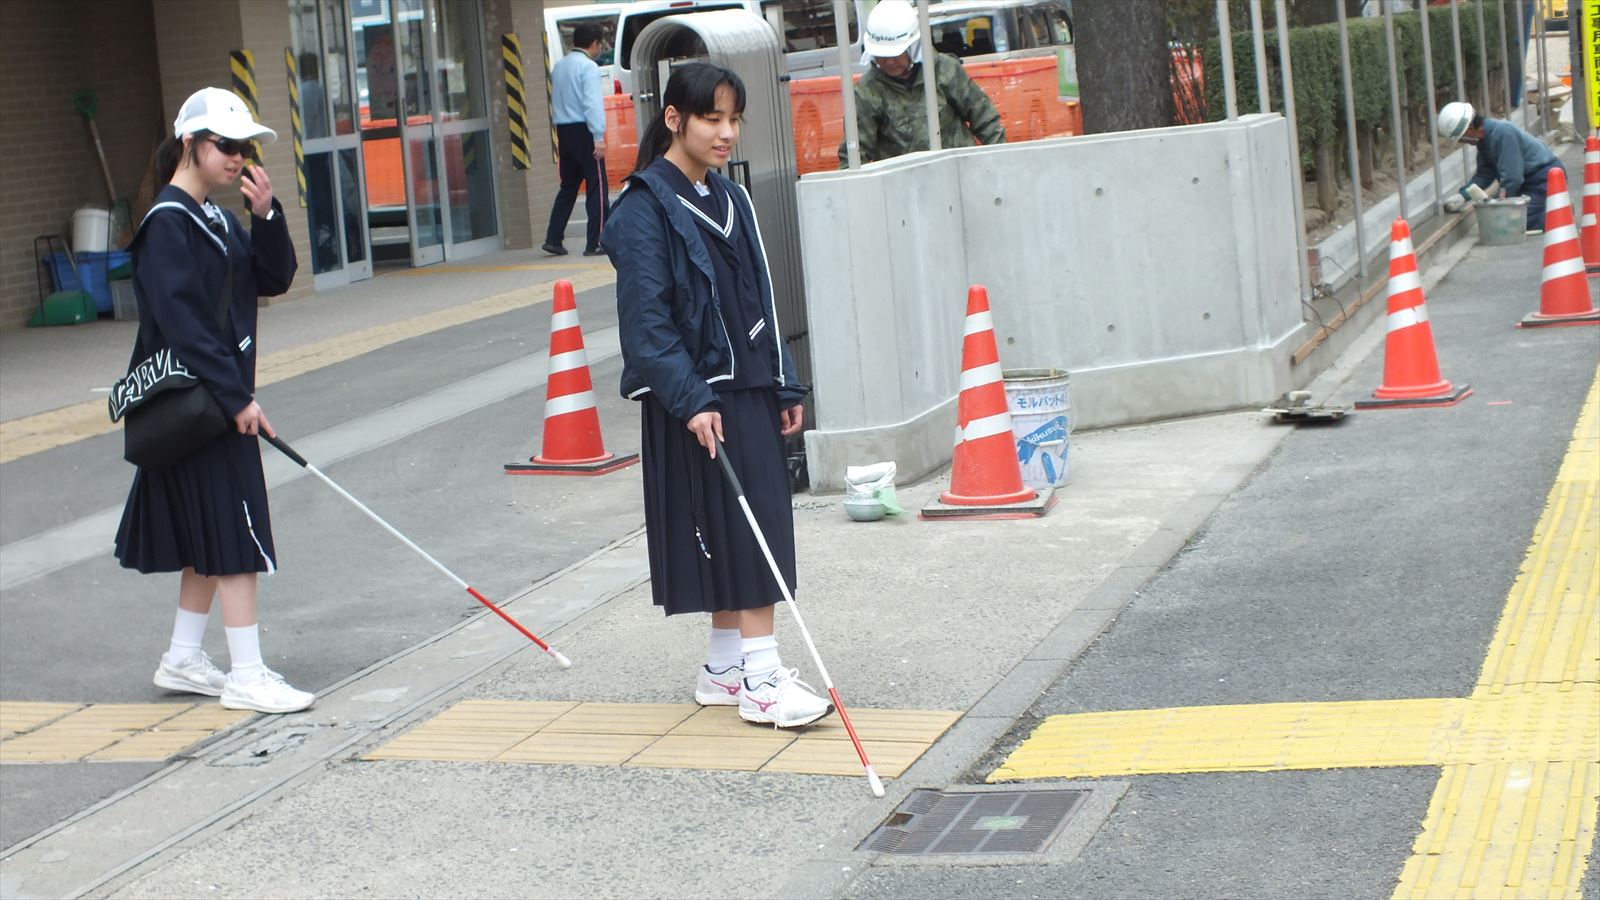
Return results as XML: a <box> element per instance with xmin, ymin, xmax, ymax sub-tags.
<box><xmin>1355</xmin><ymin>219</ymin><xmax>1472</xmax><ymax>410</ymax></box>
<box><xmin>1518</xmin><ymin>167</ymin><xmax>1600</xmax><ymax>328</ymax></box>
<box><xmin>1581</xmin><ymin>136</ymin><xmax>1600</xmax><ymax>275</ymax></box>
<box><xmin>505</xmin><ymin>280</ymin><xmax>639</xmax><ymax>475</ymax></box>
<box><xmin>923</xmin><ymin>286</ymin><xmax>1053</xmax><ymax>519</ymax></box>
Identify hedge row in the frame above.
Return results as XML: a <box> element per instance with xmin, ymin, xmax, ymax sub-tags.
<box><xmin>1203</xmin><ymin>2</ymin><xmax>1510</xmax><ymax>175</ymax></box>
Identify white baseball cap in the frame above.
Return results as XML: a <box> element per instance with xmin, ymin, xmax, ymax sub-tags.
<box><xmin>173</xmin><ymin>87</ymin><xmax>277</xmax><ymax>142</ymax></box>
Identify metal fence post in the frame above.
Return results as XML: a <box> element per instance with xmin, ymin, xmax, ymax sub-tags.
<box><xmin>1513</xmin><ymin>0</ymin><xmax>1530</xmax><ymax>126</ymax></box>
<box><xmin>1497</xmin><ymin>0</ymin><xmax>1515</xmax><ymax>119</ymax></box>
<box><xmin>1420</xmin><ymin>0</ymin><xmax>1446</xmax><ymax>216</ymax></box>
<box><xmin>1451</xmin><ymin>0</ymin><xmax>1469</xmax><ymax>100</ymax></box>
<box><xmin>835</xmin><ymin>0</ymin><xmax>860</xmax><ymax>168</ymax></box>
<box><xmin>1337</xmin><ymin>1</ymin><xmax>1368</xmax><ymax>278</ymax></box>
<box><xmin>1219</xmin><ymin>0</ymin><xmax>1239</xmax><ymax>119</ymax></box>
<box><xmin>1250</xmin><ymin>0</ymin><xmax>1271</xmax><ymax>112</ymax></box>
<box><xmin>1275</xmin><ymin>0</ymin><xmax>1309</xmax><ymax>300</ymax></box>
<box><xmin>1384</xmin><ymin>1</ymin><xmax>1409</xmax><ymax>222</ymax></box>
<box><xmin>1534</xmin><ymin>1</ymin><xmax>1550</xmax><ymax>131</ymax></box>
<box><xmin>917</xmin><ymin>0</ymin><xmax>941</xmax><ymax>151</ymax></box>
<box><xmin>1475</xmin><ymin>0</ymin><xmax>1492</xmax><ymax>115</ymax></box>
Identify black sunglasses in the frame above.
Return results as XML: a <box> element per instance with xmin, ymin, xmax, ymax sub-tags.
<box><xmin>207</xmin><ymin>136</ymin><xmax>255</xmax><ymax>158</ymax></box>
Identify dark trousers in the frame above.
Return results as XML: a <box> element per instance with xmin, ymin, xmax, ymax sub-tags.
<box><xmin>545</xmin><ymin>123</ymin><xmax>608</xmax><ymax>250</ymax></box>
<box><xmin>1524</xmin><ymin>162</ymin><xmax>1562</xmax><ymax>231</ymax></box>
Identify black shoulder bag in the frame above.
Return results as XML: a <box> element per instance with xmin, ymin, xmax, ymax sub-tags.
<box><xmin>107</xmin><ymin>246</ymin><xmax>235</xmax><ymax>470</ymax></box>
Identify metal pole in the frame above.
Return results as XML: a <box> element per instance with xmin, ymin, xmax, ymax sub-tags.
<box><xmin>1534</xmin><ymin>0</ymin><xmax>1549</xmax><ymax>131</ymax></box>
<box><xmin>1513</xmin><ymin>0</ymin><xmax>1529</xmax><ymax>127</ymax></box>
<box><xmin>1250</xmin><ymin>0</ymin><xmax>1271</xmax><ymax>113</ymax></box>
<box><xmin>1337</xmin><ymin>1</ymin><xmax>1368</xmax><ymax>278</ymax></box>
<box><xmin>1420</xmin><ymin>0</ymin><xmax>1446</xmax><ymax>215</ymax></box>
<box><xmin>1451</xmin><ymin>0</ymin><xmax>1471</xmax><ymax>179</ymax></box>
<box><xmin>1275</xmin><ymin>0</ymin><xmax>1309</xmax><ymax>301</ymax></box>
<box><xmin>1497</xmin><ymin>0</ymin><xmax>1515</xmax><ymax>120</ymax></box>
<box><xmin>1573</xmin><ymin>0</ymin><xmax>1591</xmax><ymax>136</ymax></box>
<box><xmin>834</xmin><ymin>0</ymin><xmax>860</xmax><ymax>168</ymax></box>
<box><xmin>916</xmin><ymin>0</ymin><xmax>941</xmax><ymax>151</ymax></box>
<box><xmin>1384</xmin><ymin>1</ymin><xmax>1409</xmax><ymax>222</ymax></box>
<box><xmin>1218</xmin><ymin>0</ymin><xmax>1239</xmax><ymax>119</ymax></box>
<box><xmin>1475</xmin><ymin>0</ymin><xmax>1492</xmax><ymax>114</ymax></box>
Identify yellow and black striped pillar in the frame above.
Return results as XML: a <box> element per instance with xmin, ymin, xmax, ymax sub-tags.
<box><xmin>502</xmin><ymin>33</ymin><xmax>533</xmax><ymax>170</ymax></box>
<box><xmin>228</xmin><ymin>49</ymin><xmax>263</xmax><ymax>161</ymax></box>
<box><xmin>538</xmin><ymin>32</ymin><xmax>559</xmax><ymax>165</ymax></box>
<box><xmin>283</xmin><ymin>49</ymin><xmax>307</xmax><ymax>208</ymax></box>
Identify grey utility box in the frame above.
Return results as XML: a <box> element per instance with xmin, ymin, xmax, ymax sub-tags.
<box><xmin>629</xmin><ymin>10</ymin><xmax>811</xmax><ymax>390</ymax></box>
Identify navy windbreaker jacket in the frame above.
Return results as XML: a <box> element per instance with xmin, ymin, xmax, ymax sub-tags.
<box><xmin>602</xmin><ymin>165</ymin><xmax>807</xmax><ymax>422</ymax></box>
<box><xmin>129</xmin><ymin>185</ymin><xmax>296</xmax><ymax>417</ymax></box>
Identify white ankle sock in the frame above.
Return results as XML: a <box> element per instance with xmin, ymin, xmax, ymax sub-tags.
<box><xmin>165</xmin><ymin>608</ymin><xmax>209</xmax><ymax>665</ymax></box>
<box><xmin>225</xmin><ymin>624</ymin><xmax>264</xmax><ymax>680</ymax></box>
<box><xmin>707</xmin><ymin>628</ymin><xmax>742</xmax><ymax>672</ymax></box>
<box><xmin>741</xmin><ymin>635</ymin><xmax>781</xmax><ymax>685</ymax></box>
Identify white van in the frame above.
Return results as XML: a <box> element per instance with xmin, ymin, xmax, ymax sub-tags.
<box><xmin>544</xmin><ymin>3</ymin><xmax>626</xmax><ymax>93</ymax></box>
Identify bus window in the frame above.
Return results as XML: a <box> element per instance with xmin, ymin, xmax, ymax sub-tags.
<box><xmin>781</xmin><ymin>0</ymin><xmax>858</xmax><ymax>51</ymax></box>
<box><xmin>1047</xmin><ymin>7</ymin><xmax>1072</xmax><ymax>44</ymax></box>
<box><xmin>558</xmin><ymin>15</ymin><xmax>617</xmax><ymax>65</ymax></box>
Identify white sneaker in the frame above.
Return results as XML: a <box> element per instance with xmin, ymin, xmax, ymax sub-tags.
<box><xmin>153</xmin><ymin>651</ymin><xmax>227</xmax><ymax>697</ymax></box>
<box><xmin>695</xmin><ymin>664</ymin><xmax>745</xmax><ymax>706</ymax></box>
<box><xmin>220</xmin><ymin>668</ymin><xmax>314</xmax><ymax>714</ymax></box>
<box><xmin>739</xmin><ymin>667</ymin><xmax>833</xmax><ymax>728</ymax></box>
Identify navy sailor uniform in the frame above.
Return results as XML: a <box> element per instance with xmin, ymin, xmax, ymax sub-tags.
<box><xmin>114</xmin><ymin>184</ymin><xmax>297</xmax><ymax>576</ymax></box>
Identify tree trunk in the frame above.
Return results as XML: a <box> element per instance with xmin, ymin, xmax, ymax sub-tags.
<box><xmin>1315</xmin><ymin>143</ymin><xmax>1338</xmax><ymax>213</ymax></box>
<box><xmin>1358</xmin><ymin>125</ymin><xmax>1374</xmax><ymax>189</ymax></box>
<box><xmin>1077</xmin><ymin>0</ymin><xmax>1174</xmax><ymax>134</ymax></box>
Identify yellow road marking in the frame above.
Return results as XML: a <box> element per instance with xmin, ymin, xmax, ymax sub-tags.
<box><xmin>365</xmin><ymin>700</ymin><xmax>960</xmax><ymax>780</ymax></box>
<box><xmin>0</xmin><ymin>268</ymin><xmax>618</xmax><ymax>464</ymax></box>
<box><xmin>0</xmin><ymin>702</ymin><xmax>251</xmax><ymax>763</ymax></box>
<box><xmin>991</xmin><ymin>366</ymin><xmax>1600</xmax><ymax>898</ymax></box>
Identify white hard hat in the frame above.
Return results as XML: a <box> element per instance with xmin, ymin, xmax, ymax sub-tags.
<box><xmin>173</xmin><ymin>87</ymin><xmax>277</xmax><ymax>143</ymax></box>
<box><xmin>1437</xmin><ymin>101</ymin><xmax>1475</xmax><ymax>143</ymax></box>
<box><xmin>864</xmin><ymin>0</ymin><xmax>920</xmax><ymax>59</ymax></box>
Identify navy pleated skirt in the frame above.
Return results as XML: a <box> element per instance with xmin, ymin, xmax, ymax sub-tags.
<box><xmin>640</xmin><ymin>388</ymin><xmax>796</xmax><ymax>615</ymax></box>
<box><xmin>114</xmin><ymin>430</ymin><xmax>277</xmax><ymax>576</ymax></box>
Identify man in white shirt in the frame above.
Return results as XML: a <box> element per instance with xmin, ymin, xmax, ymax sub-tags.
<box><xmin>543</xmin><ymin>24</ymin><xmax>609</xmax><ymax>256</ymax></box>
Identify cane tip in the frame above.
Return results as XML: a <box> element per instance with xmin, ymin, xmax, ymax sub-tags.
<box><xmin>552</xmin><ymin>650</ymin><xmax>573</xmax><ymax>669</ymax></box>
<box><xmin>867</xmin><ymin>769</ymin><xmax>886</xmax><ymax>798</ymax></box>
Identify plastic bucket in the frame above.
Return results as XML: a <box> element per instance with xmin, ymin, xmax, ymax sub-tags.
<box><xmin>1002</xmin><ymin>368</ymin><xmax>1071</xmax><ymax>489</ymax></box>
<box><xmin>71</xmin><ymin>207</ymin><xmax>112</xmax><ymax>254</ymax></box>
<box><xmin>1474</xmin><ymin>197</ymin><xmax>1529</xmax><ymax>246</ymax></box>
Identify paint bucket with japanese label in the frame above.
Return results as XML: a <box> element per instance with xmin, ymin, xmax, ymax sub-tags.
<box><xmin>1002</xmin><ymin>368</ymin><xmax>1071</xmax><ymax>489</ymax></box>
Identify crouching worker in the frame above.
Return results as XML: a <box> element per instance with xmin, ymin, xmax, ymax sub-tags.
<box><xmin>1437</xmin><ymin>100</ymin><xmax>1563</xmax><ymax>233</ymax></box>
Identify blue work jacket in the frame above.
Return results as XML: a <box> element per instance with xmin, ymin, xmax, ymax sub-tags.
<box><xmin>603</xmin><ymin>165</ymin><xmax>806</xmax><ymax>422</ymax></box>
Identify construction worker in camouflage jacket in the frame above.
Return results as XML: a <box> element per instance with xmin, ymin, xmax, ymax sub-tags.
<box><xmin>839</xmin><ymin>0</ymin><xmax>1005</xmax><ymax>167</ymax></box>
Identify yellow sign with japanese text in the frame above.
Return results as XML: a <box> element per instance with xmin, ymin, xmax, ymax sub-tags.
<box><xmin>1587</xmin><ymin>0</ymin><xmax>1600</xmax><ymax>129</ymax></box>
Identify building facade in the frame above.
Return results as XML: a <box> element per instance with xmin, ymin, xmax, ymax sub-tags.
<box><xmin>0</xmin><ymin>0</ymin><xmax>561</xmax><ymax>329</ymax></box>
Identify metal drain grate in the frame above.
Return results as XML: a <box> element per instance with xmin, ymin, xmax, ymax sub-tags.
<box><xmin>860</xmin><ymin>788</ymin><xmax>1089</xmax><ymax>855</ymax></box>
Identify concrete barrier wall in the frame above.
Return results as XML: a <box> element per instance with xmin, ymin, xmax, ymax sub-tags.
<box><xmin>796</xmin><ymin>114</ymin><xmax>1307</xmax><ymax>491</ymax></box>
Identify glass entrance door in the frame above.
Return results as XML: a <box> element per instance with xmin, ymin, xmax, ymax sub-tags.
<box><xmin>349</xmin><ymin>0</ymin><xmax>497</xmax><ymax>269</ymax></box>
<box><xmin>291</xmin><ymin>0</ymin><xmax>373</xmax><ymax>287</ymax></box>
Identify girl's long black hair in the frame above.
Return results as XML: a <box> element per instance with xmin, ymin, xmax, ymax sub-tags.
<box><xmin>632</xmin><ymin>62</ymin><xmax>747</xmax><ymax>174</ymax></box>
<box><xmin>153</xmin><ymin>131</ymin><xmax>211</xmax><ymax>186</ymax></box>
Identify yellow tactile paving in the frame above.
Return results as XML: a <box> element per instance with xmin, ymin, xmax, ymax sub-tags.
<box><xmin>497</xmin><ymin>731</ymin><xmax>658</xmax><ymax>765</ymax></box>
<box><xmin>0</xmin><ymin>701</ymin><xmax>250</xmax><ymax>763</ymax></box>
<box><xmin>0</xmin><ymin>267</ymin><xmax>618</xmax><ymax>464</ymax></box>
<box><xmin>541</xmin><ymin>703</ymin><xmax>700</xmax><ymax>735</ymax></box>
<box><xmin>990</xmin><ymin>366</ymin><xmax>1600</xmax><ymax>899</ymax></box>
<box><xmin>626</xmin><ymin>734</ymin><xmax>792</xmax><ymax>771</ymax></box>
<box><xmin>363</xmin><ymin>701</ymin><xmax>961</xmax><ymax>779</ymax></box>
<box><xmin>393</xmin><ymin>262</ymin><xmax>612</xmax><ymax>276</ymax></box>
<box><xmin>0</xmin><ymin>701</ymin><xmax>79</xmax><ymax>736</ymax></box>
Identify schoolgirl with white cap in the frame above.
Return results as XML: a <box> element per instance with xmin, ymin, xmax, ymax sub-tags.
<box><xmin>114</xmin><ymin>87</ymin><xmax>310</xmax><ymax>713</ymax></box>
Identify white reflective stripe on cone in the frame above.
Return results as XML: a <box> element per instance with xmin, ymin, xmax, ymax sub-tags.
<box><xmin>1583</xmin><ymin>213</ymin><xmax>1598</xmax><ymax>227</ymax></box>
<box><xmin>960</xmin><ymin>361</ymin><xmax>1004</xmax><ymax>392</ymax></box>
<box><xmin>1387</xmin><ymin>269</ymin><xmax>1423</xmax><ymax>298</ymax></box>
<box><xmin>959</xmin><ymin>411</ymin><xmax>1012</xmax><ymax>443</ymax></box>
<box><xmin>1387</xmin><ymin>305</ymin><xmax>1430</xmax><ymax>333</ymax></box>
<box><xmin>544</xmin><ymin>390</ymin><xmax>597</xmax><ymax>417</ymax></box>
<box><xmin>962</xmin><ymin>310</ymin><xmax>995</xmax><ymax>337</ymax></box>
<box><xmin>1391</xmin><ymin>237</ymin><xmax>1416</xmax><ymax>259</ymax></box>
<box><xmin>1543</xmin><ymin>256</ymin><xmax>1589</xmax><ymax>281</ymax></box>
<box><xmin>1548</xmin><ymin>190</ymin><xmax>1572</xmax><ymax>211</ymax></box>
<box><xmin>547</xmin><ymin>349</ymin><xmax>590</xmax><ymax>374</ymax></box>
<box><xmin>1545</xmin><ymin>224</ymin><xmax>1581</xmax><ymax>244</ymax></box>
<box><xmin>550</xmin><ymin>309</ymin><xmax>582</xmax><ymax>331</ymax></box>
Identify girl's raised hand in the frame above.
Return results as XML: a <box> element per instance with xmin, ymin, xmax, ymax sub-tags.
<box><xmin>240</xmin><ymin>165</ymin><xmax>275</xmax><ymax>215</ymax></box>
